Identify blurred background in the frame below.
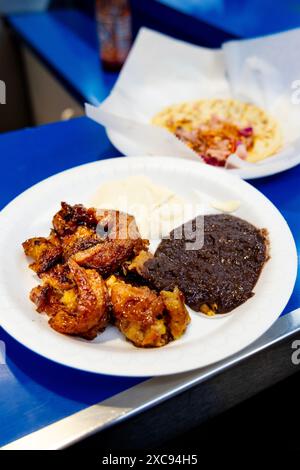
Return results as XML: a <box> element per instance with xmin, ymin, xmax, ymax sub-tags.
<box><xmin>1</xmin><ymin>0</ymin><xmax>300</xmax><ymax>133</ymax></box>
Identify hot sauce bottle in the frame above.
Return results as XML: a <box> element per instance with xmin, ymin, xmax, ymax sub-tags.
<box><xmin>96</xmin><ymin>0</ymin><xmax>132</xmax><ymax>71</ymax></box>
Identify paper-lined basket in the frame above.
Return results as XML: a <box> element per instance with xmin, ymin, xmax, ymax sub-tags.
<box><xmin>86</xmin><ymin>27</ymin><xmax>300</xmax><ymax>179</ymax></box>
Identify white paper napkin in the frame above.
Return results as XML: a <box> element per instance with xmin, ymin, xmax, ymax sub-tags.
<box><xmin>86</xmin><ymin>27</ymin><xmax>300</xmax><ymax>171</ymax></box>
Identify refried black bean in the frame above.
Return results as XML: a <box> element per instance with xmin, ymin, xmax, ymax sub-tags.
<box><xmin>143</xmin><ymin>214</ymin><xmax>269</xmax><ymax>314</ymax></box>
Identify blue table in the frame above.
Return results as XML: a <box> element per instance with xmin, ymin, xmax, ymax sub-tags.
<box><xmin>0</xmin><ymin>116</ymin><xmax>299</xmax><ymax>449</ymax></box>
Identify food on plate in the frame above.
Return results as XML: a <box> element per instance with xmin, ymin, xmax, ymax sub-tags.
<box><xmin>91</xmin><ymin>175</ymin><xmax>177</xmax><ymax>210</ymax></box>
<box><xmin>72</xmin><ymin>209</ymin><xmax>147</xmax><ymax>275</ymax></box>
<box><xmin>30</xmin><ymin>259</ymin><xmax>108</xmax><ymax>339</ymax></box>
<box><xmin>152</xmin><ymin>99</ymin><xmax>282</xmax><ymax>166</ymax></box>
<box><xmin>107</xmin><ymin>275</ymin><xmax>190</xmax><ymax>347</ymax></box>
<box><xmin>52</xmin><ymin>202</ymin><xmax>97</xmax><ymax>236</ymax></box>
<box><xmin>91</xmin><ymin>175</ymin><xmax>187</xmax><ymax>239</ymax></box>
<box><xmin>23</xmin><ymin>202</ymin><xmax>148</xmax><ymax>277</ymax></box>
<box><xmin>22</xmin><ymin>202</ymin><xmax>189</xmax><ymax>347</ymax></box>
<box><xmin>140</xmin><ymin>214</ymin><xmax>269</xmax><ymax>315</ymax></box>
<box><xmin>52</xmin><ymin>202</ymin><xmax>148</xmax><ymax>275</ymax></box>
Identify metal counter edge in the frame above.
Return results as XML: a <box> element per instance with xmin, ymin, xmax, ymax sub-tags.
<box><xmin>2</xmin><ymin>307</ymin><xmax>300</xmax><ymax>450</ymax></box>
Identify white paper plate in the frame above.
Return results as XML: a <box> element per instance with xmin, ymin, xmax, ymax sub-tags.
<box><xmin>0</xmin><ymin>157</ymin><xmax>297</xmax><ymax>376</ymax></box>
<box><xmin>107</xmin><ymin>129</ymin><xmax>300</xmax><ymax>180</ymax></box>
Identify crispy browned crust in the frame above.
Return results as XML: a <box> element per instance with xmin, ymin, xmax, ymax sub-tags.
<box><xmin>23</xmin><ymin>202</ymin><xmax>152</xmax><ymax>341</ymax></box>
<box><xmin>123</xmin><ymin>250</ymin><xmax>154</xmax><ymax>277</ymax></box>
<box><xmin>52</xmin><ymin>202</ymin><xmax>97</xmax><ymax>236</ymax></box>
<box><xmin>73</xmin><ymin>238</ymin><xmax>147</xmax><ymax>276</ymax></box>
<box><xmin>72</xmin><ymin>210</ymin><xmax>149</xmax><ymax>275</ymax></box>
<box><xmin>23</xmin><ymin>203</ymin><xmax>148</xmax><ymax>277</ymax></box>
<box><xmin>30</xmin><ymin>259</ymin><xmax>108</xmax><ymax>339</ymax></box>
<box><xmin>160</xmin><ymin>287</ymin><xmax>190</xmax><ymax>340</ymax></box>
<box><xmin>39</xmin><ymin>264</ymin><xmax>74</xmax><ymax>291</ymax></box>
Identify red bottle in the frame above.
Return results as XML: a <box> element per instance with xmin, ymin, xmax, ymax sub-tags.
<box><xmin>96</xmin><ymin>0</ymin><xmax>132</xmax><ymax>71</ymax></box>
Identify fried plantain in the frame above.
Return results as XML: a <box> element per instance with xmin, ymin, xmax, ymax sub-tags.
<box><xmin>107</xmin><ymin>276</ymin><xmax>190</xmax><ymax>348</ymax></box>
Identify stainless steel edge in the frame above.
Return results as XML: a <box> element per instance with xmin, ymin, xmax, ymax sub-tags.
<box><xmin>3</xmin><ymin>308</ymin><xmax>300</xmax><ymax>450</ymax></box>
